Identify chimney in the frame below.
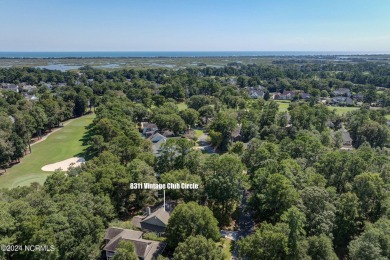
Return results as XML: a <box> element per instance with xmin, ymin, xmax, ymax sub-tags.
<box><xmin>147</xmin><ymin>207</ymin><xmax>151</xmax><ymax>216</ymax></box>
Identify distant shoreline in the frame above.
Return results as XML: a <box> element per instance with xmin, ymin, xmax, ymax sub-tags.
<box><xmin>1</xmin><ymin>51</ymin><xmax>390</xmax><ymax>59</ymax></box>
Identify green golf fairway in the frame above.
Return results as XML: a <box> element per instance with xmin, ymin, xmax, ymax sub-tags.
<box><xmin>0</xmin><ymin>113</ymin><xmax>94</xmax><ymax>189</ymax></box>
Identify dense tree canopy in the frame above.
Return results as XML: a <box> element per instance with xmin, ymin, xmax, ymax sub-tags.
<box><xmin>1</xmin><ymin>59</ymin><xmax>390</xmax><ymax>259</ymax></box>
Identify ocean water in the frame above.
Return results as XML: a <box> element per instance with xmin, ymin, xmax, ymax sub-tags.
<box><xmin>0</xmin><ymin>51</ymin><xmax>386</xmax><ymax>58</ymax></box>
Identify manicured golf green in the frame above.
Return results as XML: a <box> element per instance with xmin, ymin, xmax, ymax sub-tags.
<box><xmin>275</xmin><ymin>100</ymin><xmax>291</xmax><ymax>112</ymax></box>
<box><xmin>0</xmin><ymin>113</ymin><xmax>95</xmax><ymax>189</ymax></box>
<box><xmin>329</xmin><ymin>106</ymin><xmax>360</xmax><ymax>115</ymax></box>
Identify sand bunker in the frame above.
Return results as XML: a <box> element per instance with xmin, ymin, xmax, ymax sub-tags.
<box><xmin>41</xmin><ymin>157</ymin><xmax>85</xmax><ymax>172</ymax></box>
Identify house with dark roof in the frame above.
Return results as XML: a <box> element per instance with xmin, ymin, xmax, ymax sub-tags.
<box><xmin>103</xmin><ymin>227</ymin><xmax>166</xmax><ymax>260</ymax></box>
<box><xmin>1</xmin><ymin>83</ymin><xmax>19</xmax><ymax>93</ymax></box>
<box><xmin>231</xmin><ymin>125</ymin><xmax>242</xmax><ymax>142</ymax></box>
<box><xmin>342</xmin><ymin>129</ymin><xmax>352</xmax><ymax>147</ymax></box>
<box><xmin>161</xmin><ymin>129</ymin><xmax>175</xmax><ymax>138</ymax></box>
<box><xmin>282</xmin><ymin>90</ymin><xmax>296</xmax><ymax>100</ymax></box>
<box><xmin>139</xmin><ymin>207</ymin><xmax>170</xmax><ymax>233</ymax></box>
<box><xmin>148</xmin><ymin>133</ymin><xmax>166</xmax><ymax>143</ymax></box>
<box><xmin>331</xmin><ymin>96</ymin><xmax>354</xmax><ymax>106</ymax></box>
<box><xmin>274</xmin><ymin>90</ymin><xmax>296</xmax><ymax>100</ymax></box>
<box><xmin>248</xmin><ymin>86</ymin><xmax>265</xmax><ymax>99</ymax></box>
<box><xmin>333</xmin><ymin>88</ymin><xmax>351</xmax><ymax>97</ymax></box>
<box><xmin>132</xmin><ymin>203</ymin><xmax>174</xmax><ymax>234</ymax></box>
<box><xmin>21</xmin><ymin>84</ymin><xmax>37</xmax><ymax>93</ymax></box>
<box><xmin>142</xmin><ymin>123</ymin><xmax>158</xmax><ymax>137</ymax></box>
<box><xmin>352</xmin><ymin>93</ymin><xmax>364</xmax><ymax>101</ymax></box>
<box><xmin>148</xmin><ymin>133</ymin><xmax>167</xmax><ymax>155</ymax></box>
<box><xmin>40</xmin><ymin>82</ymin><xmax>54</xmax><ymax>89</ymax></box>
<box><xmin>300</xmin><ymin>92</ymin><xmax>311</xmax><ymax>100</ymax></box>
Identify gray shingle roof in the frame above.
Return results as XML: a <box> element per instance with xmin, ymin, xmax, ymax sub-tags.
<box><xmin>103</xmin><ymin>227</ymin><xmax>165</xmax><ymax>260</ymax></box>
<box><xmin>141</xmin><ymin>207</ymin><xmax>170</xmax><ymax>226</ymax></box>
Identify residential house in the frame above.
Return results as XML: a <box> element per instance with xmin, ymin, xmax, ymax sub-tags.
<box><xmin>1</xmin><ymin>83</ymin><xmax>19</xmax><ymax>93</ymax></box>
<box><xmin>103</xmin><ymin>228</ymin><xmax>166</xmax><ymax>260</ymax></box>
<box><xmin>330</xmin><ymin>96</ymin><xmax>354</xmax><ymax>106</ymax></box>
<box><xmin>352</xmin><ymin>93</ymin><xmax>364</xmax><ymax>102</ymax></box>
<box><xmin>248</xmin><ymin>86</ymin><xmax>265</xmax><ymax>99</ymax></box>
<box><xmin>274</xmin><ymin>90</ymin><xmax>296</xmax><ymax>100</ymax></box>
<box><xmin>161</xmin><ymin>129</ymin><xmax>175</xmax><ymax>138</ymax></box>
<box><xmin>142</xmin><ymin>123</ymin><xmax>159</xmax><ymax>137</ymax></box>
<box><xmin>300</xmin><ymin>92</ymin><xmax>311</xmax><ymax>100</ymax></box>
<box><xmin>21</xmin><ymin>84</ymin><xmax>37</xmax><ymax>93</ymax></box>
<box><xmin>148</xmin><ymin>133</ymin><xmax>166</xmax><ymax>143</ymax></box>
<box><xmin>132</xmin><ymin>203</ymin><xmax>174</xmax><ymax>234</ymax></box>
<box><xmin>227</xmin><ymin>78</ymin><xmax>237</xmax><ymax>85</ymax></box>
<box><xmin>273</xmin><ymin>93</ymin><xmax>284</xmax><ymax>100</ymax></box>
<box><xmin>231</xmin><ymin>125</ymin><xmax>242</xmax><ymax>142</ymax></box>
<box><xmin>40</xmin><ymin>82</ymin><xmax>53</xmax><ymax>89</ymax></box>
<box><xmin>24</xmin><ymin>94</ymin><xmax>39</xmax><ymax>101</ymax></box>
<box><xmin>333</xmin><ymin>88</ymin><xmax>351</xmax><ymax>97</ymax></box>
<box><xmin>148</xmin><ymin>133</ymin><xmax>166</xmax><ymax>154</ymax></box>
<box><xmin>282</xmin><ymin>90</ymin><xmax>296</xmax><ymax>99</ymax></box>
<box><xmin>340</xmin><ymin>128</ymin><xmax>353</xmax><ymax>150</ymax></box>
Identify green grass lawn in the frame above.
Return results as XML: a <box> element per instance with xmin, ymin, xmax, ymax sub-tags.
<box><xmin>177</xmin><ymin>102</ymin><xmax>188</xmax><ymax>111</ymax></box>
<box><xmin>329</xmin><ymin>106</ymin><xmax>360</xmax><ymax>115</ymax></box>
<box><xmin>275</xmin><ymin>100</ymin><xmax>291</xmax><ymax>112</ymax></box>
<box><xmin>217</xmin><ymin>238</ymin><xmax>232</xmax><ymax>259</ymax></box>
<box><xmin>0</xmin><ymin>113</ymin><xmax>94</xmax><ymax>189</ymax></box>
<box><xmin>194</xmin><ymin>129</ymin><xmax>204</xmax><ymax>138</ymax></box>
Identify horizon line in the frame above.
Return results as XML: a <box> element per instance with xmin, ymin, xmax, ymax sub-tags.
<box><xmin>1</xmin><ymin>50</ymin><xmax>390</xmax><ymax>53</ymax></box>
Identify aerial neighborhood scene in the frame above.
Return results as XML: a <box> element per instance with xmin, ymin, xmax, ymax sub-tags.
<box><xmin>1</xmin><ymin>0</ymin><xmax>390</xmax><ymax>259</ymax></box>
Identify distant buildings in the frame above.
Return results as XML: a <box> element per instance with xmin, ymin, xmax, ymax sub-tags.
<box><xmin>273</xmin><ymin>90</ymin><xmax>297</xmax><ymax>100</ymax></box>
<box><xmin>300</xmin><ymin>92</ymin><xmax>311</xmax><ymax>100</ymax></box>
<box><xmin>1</xmin><ymin>83</ymin><xmax>19</xmax><ymax>93</ymax></box>
<box><xmin>333</xmin><ymin>88</ymin><xmax>351</xmax><ymax>97</ymax></box>
<box><xmin>40</xmin><ymin>82</ymin><xmax>54</xmax><ymax>89</ymax></box>
<box><xmin>248</xmin><ymin>86</ymin><xmax>265</xmax><ymax>99</ymax></box>
<box><xmin>330</xmin><ymin>96</ymin><xmax>354</xmax><ymax>106</ymax></box>
<box><xmin>21</xmin><ymin>83</ymin><xmax>37</xmax><ymax>93</ymax></box>
<box><xmin>352</xmin><ymin>93</ymin><xmax>364</xmax><ymax>102</ymax></box>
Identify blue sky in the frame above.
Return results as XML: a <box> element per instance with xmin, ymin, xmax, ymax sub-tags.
<box><xmin>0</xmin><ymin>0</ymin><xmax>389</xmax><ymax>51</ymax></box>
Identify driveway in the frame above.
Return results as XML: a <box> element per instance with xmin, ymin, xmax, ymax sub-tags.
<box><xmin>196</xmin><ymin>133</ymin><xmax>216</xmax><ymax>154</ymax></box>
<box><xmin>232</xmin><ymin>190</ymin><xmax>255</xmax><ymax>259</ymax></box>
